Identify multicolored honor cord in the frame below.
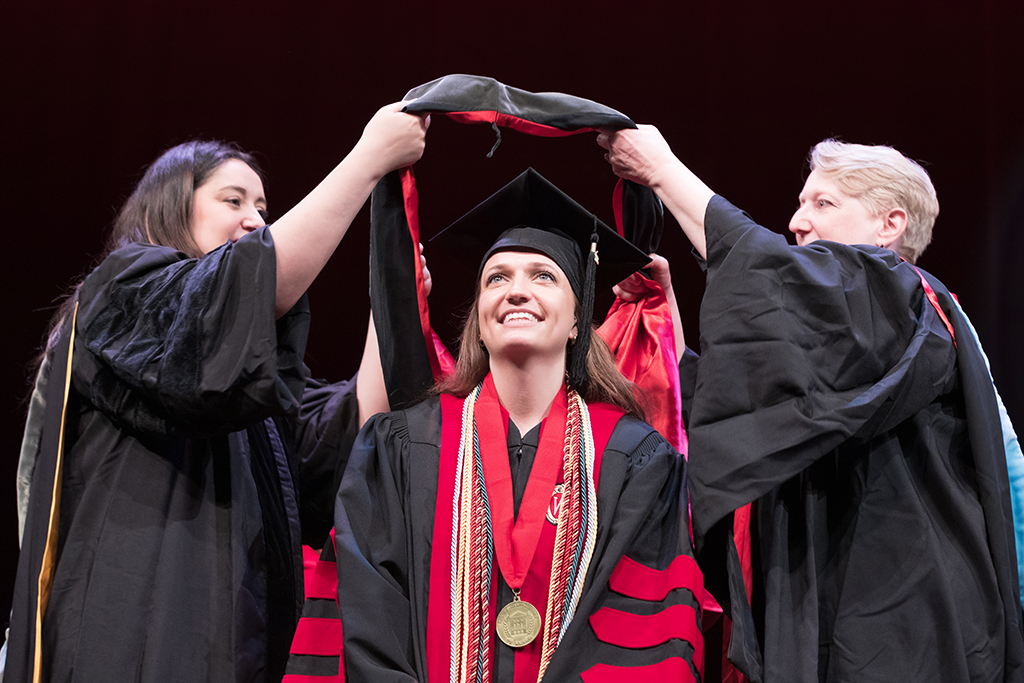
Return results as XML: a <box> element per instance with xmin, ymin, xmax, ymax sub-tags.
<box><xmin>449</xmin><ymin>375</ymin><xmax>597</xmax><ymax>682</ymax></box>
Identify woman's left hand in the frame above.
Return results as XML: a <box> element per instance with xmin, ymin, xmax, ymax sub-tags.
<box><xmin>613</xmin><ymin>254</ymin><xmax>672</xmax><ymax>301</ymax></box>
<box><xmin>419</xmin><ymin>244</ymin><xmax>432</xmax><ymax>296</ymax></box>
<box><xmin>613</xmin><ymin>254</ymin><xmax>686</xmax><ymax>359</ymax></box>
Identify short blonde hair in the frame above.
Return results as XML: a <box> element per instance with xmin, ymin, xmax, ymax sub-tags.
<box><xmin>810</xmin><ymin>139</ymin><xmax>939</xmax><ymax>264</ymax></box>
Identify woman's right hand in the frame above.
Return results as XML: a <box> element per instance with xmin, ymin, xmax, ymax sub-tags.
<box><xmin>598</xmin><ymin>125</ymin><xmax>713</xmax><ymax>260</ymax></box>
<box><xmin>353</xmin><ymin>101</ymin><xmax>430</xmax><ymax>180</ymax></box>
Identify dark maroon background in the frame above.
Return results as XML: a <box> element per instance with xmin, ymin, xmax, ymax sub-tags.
<box><xmin>3</xmin><ymin>0</ymin><xmax>1023</xmax><ymax>629</ymax></box>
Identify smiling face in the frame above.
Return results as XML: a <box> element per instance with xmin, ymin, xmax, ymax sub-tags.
<box><xmin>190</xmin><ymin>158</ymin><xmax>268</xmax><ymax>254</ymax></box>
<box><xmin>789</xmin><ymin>169</ymin><xmax>885</xmax><ymax>248</ymax></box>
<box><xmin>477</xmin><ymin>250</ymin><xmax>578</xmax><ymax>366</ymax></box>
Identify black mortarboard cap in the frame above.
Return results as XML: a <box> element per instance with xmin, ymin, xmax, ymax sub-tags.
<box><xmin>432</xmin><ymin>168</ymin><xmax>651</xmax><ymax>295</ymax></box>
<box><xmin>431</xmin><ymin>167</ymin><xmax>651</xmax><ymax>393</ymax></box>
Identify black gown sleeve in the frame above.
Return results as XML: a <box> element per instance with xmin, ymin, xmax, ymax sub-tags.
<box><xmin>334</xmin><ymin>409</ymin><xmax>420</xmax><ymax>683</ymax></box>
<box><xmin>689</xmin><ymin>195</ymin><xmax>958</xmax><ymax>536</ymax></box>
<box><xmin>292</xmin><ymin>373</ymin><xmax>361</xmax><ymax>546</ymax></box>
<box><xmin>71</xmin><ymin>226</ymin><xmax>310</xmax><ymax>437</ymax></box>
<box><xmin>678</xmin><ymin>345</ymin><xmax>699</xmax><ymax>430</ymax></box>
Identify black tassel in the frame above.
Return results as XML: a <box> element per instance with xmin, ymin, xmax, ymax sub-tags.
<box><xmin>486</xmin><ymin>122</ymin><xmax>502</xmax><ymax>158</ymax></box>
<box><xmin>569</xmin><ymin>226</ymin><xmax>599</xmax><ymax>394</ymax></box>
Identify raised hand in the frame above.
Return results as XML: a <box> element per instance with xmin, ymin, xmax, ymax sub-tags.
<box><xmin>351</xmin><ymin>101</ymin><xmax>430</xmax><ymax>180</ymax></box>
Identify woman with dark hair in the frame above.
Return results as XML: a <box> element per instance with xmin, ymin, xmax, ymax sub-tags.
<box><xmin>6</xmin><ymin>102</ymin><xmax>428</xmax><ymax>683</ymax></box>
<box><xmin>333</xmin><ymin>170</ymin><xmax>704</xmax><ymax>683</ymax></box>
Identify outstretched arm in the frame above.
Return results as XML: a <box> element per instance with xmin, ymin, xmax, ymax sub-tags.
<box><xmin>597</xmin><ymin>126</ymin><xmax>713</xmax><ymax>259</ymax></box>
<box><xmin>270</xmin><ymin>102</ymin><xmax>429</xmax><ymax>317</ymax></box>
<box><xmin>356</xmin><ymin>247</ymin><xmax>432</xmax><ymax>425</ymax></box>
<box><xmin>356</xmin><ymin>313</ymin><xmax>386</xmax><ymax>427</ymax></box>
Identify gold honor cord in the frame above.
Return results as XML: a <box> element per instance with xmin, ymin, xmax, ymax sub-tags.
<box><xmin>34</xmin><ymin>302</ymin><xmax>77</xmax><ymax>683</ymax></box>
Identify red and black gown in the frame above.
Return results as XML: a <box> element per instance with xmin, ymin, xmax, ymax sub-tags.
<box><xmin>334</xmin><ymin>390</ymin><xmax>705</xmax><ymax>683</ymax></box>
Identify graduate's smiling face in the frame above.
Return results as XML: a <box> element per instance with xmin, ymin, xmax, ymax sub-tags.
<box><xmin>477</xmin><ymin>251</ymin><xmax>578</xmax><ymax>365</ymax></box>
<box><xmin>788</xmin><ymin>169</ymin><xmax>885</xmax><ymax>248</ymax></box>
<box><xmin>191</xmin><ymin>159</ymin><xmax>268</xmax><ymax>254</ymax></box>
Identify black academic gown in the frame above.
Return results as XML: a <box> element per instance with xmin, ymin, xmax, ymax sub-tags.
<box><xmin>7</xmin><ymin>227</ymin><xmax>361</xmax><ymax>683</ymax></box>
<box><xmin>334</xmin><ymin>396</ymin><xmax>702</xmax><ymax>683</ymax></box>
<box><xmin>688</xmin><ymin>196</ymin><xmax>1024</xmax><ymax>682</ymax></box>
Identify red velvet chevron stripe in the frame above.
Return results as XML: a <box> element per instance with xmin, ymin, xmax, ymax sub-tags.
<box><xmin>283</xmin><ymin>533</ymin><xmax>344</xmax><ymax>682</ymax></box>
<box><xmin>580</xmin><ymin>657</ymin><xmax>698</xmax><ymax>683</ymax></box>
<box><xmin>291</xmin><ymin>619</ymin><xmax>343</xmax><ymax>656</ymax></box>
<box><xmin>608</xmin><ymin>554</ymin><xmax>706</xmax><ymax>605</ymax></box>
<box><xmin>589</xmin><ymin>605</ymin><xmax>704</xmax><ymax>671</ymax></box>
<box><xmin>304</xmin><ymin>543</ymin><xmax>342</xmax><ymax>601</ymax></box>
<box><xmin>596</xmin><ymin>555</ymin><xmax>707</xmax><ymax>679</ymax></box>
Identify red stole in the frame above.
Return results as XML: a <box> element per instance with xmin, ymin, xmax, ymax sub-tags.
<box><xmin>426</xmin><ymin>378</ymin><xmax>624</xmax><ymax>683</ymax></box>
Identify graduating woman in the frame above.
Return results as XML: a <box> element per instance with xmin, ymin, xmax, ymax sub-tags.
<box><xmin>7</xmin><ymin>102</ymin><xmax>427</xmax><ymax>683</ymax></box>
<box><xmin>334</xmin><ymin>169</ymin><xmax>705</xmax><ymax>683</ymax></box>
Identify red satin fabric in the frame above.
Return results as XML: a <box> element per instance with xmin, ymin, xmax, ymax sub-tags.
<box><xmin>400</xmin><ymin>168</ymin><xmax>456</xmax><ymax>382</ymax></box>
<box><xmin>443</xmin><ymin>110</ymin><xmax>595</xmax><ymax>138</ymax></box>
<box><xmin>734</xmin><ymin>504</ymin><xmax>753</xmax><ymax>605</ymax></box>
<box><xmin>301</xmin><ymin>545</ymin><xmax>322</xmax><ymax>595</ymax></box>
<box><xmin>597</xmin><ymin>275</ymin><xmax>687</xmax><ymax>456</ymax></box>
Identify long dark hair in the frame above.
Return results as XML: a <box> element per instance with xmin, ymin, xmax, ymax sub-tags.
<box><xmin>436</xmin><ymin>285</ymin><xmax>646</xmax><ymax>420</ymax></box>
<box><xmin>42</xmin><ymin>140</ymin><xmax>264</xmax><ymax>354</ymax></box>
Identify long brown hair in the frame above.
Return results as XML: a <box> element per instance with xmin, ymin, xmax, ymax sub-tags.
<box><xmin>42</xmin><ymin>140</ymin><xmax>264</xmax><ymax>354</ymax></box>
<box><xmin>436</xmin><ymin>286</ymin><xmax>646</xmax><ymax>420</ymax></box>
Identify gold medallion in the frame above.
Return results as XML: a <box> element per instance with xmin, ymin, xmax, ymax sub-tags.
<box><xmin>496</xmin><ymin>596</ymin><xmax>541</xmax><ymax>648</ymax></box>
